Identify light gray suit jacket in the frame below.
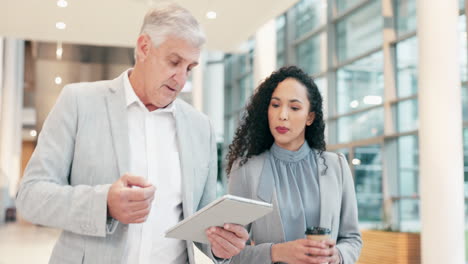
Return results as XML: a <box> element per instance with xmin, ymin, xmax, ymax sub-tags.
<box><xmin>17</xmin><ymin>72</ymin><xmax>220</xmax><ymax>264</ymax></box>
<box><xmin>228</xmin><ymin>150</ymin><xmax>362</xmax><ymax>264</ymax></box>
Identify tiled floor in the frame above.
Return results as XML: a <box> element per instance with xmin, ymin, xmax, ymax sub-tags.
<box><xmin>0</xmin><ymin>222</ymin><xmax>213</xmax><ymax>264</ymax></box>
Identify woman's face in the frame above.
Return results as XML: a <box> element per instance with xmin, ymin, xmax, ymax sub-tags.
<box><xmin>268</xmin><ymin>78</ymin><xmax>315</xmax><ymax>151</ymax></box>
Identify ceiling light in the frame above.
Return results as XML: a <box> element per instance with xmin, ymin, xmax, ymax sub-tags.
<box><xmin>352</xmin><ymin>158</ymin><xmax>361</xmax><ymax>165</ymax></box>
<box><xmin>363</xmin><ymin>95</ymin><xmax>382</xmax><ymax>105</ymax></box>
<box><xmin>56</xmin><ymin>48</ymin><xmax>63</xmax><ymax>59</ymax></box>
<box><xmin>350</xmin><ymin>100</ymin><xmax>359</xmax><ymax>108</ymax></box>
<box><xmin>56</xmin><ymin>22</ymin><xmax>66</xmax><ymax>30</ymax></box>
<box><xmin>30</xmin><ymin>130</ymin><xmax>37</xmax><ymax>137</ymax></box>
<box><xmin>57</xmin><ymin>0</ymin><xmax>68</xmax><ymax>8</ymax></box>
<box><xmin>206</xmin><ymin>11</ymin><xmax>217</xmax><ymax>19</ymax></box>
<box><xmin>56</xmin><ymin>42</ymin><xmax>63</xmax><ymax>60</ymax></box>
<box><xmin>55</xmin><ymin>76</ymin><xmax>62</xmax><ymax>85</ymax></box>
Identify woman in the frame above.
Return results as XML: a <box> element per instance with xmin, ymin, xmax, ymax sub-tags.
<box><xmin>225</xmin><ymin>66</ymin><xmax>362</xmax><ymax>264</ymax></box>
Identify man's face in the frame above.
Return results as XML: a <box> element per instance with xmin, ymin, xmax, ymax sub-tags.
<box><xmin>139</xmin><ymin>36</ymin><xmax>200</xmax><ymax>108</ymax></box>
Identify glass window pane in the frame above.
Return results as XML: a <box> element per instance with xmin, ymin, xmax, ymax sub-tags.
<box><xmin>395</xmin><ymin>0</ymin><xmax>416</xmax><ymax>36</ymax></box>
<box><xmin>460</xmin><ymin>15</ymin><xmax>467</xmax><ymax>83</ymax></box>
<box><xmin>315</xmin><ymin>77</ymin><xmax>328</xmax><ymax>119</ymax></box>
<box><xmin>239</xmin><ymin>74</ymin><xmax>253</xmax><ymax>107</ymax></box>
<box><xmin>398</xmin><ymin>199</ymin><xmax>420</xmax><ymax>231</ymax></box>
<box><xmin>296</xmin><ymin>33</ymin><xmax>327</xmax><ymax>75</ymax></box>
<box><xmin>395</xmin><ymin>99</ymin><xmax>418</xmax><ymax>132</ymax></box>
<box><xmin>463</xmin><ymin>84</ymin><xmax>468</xmax><ymax>121</ymax></box>
<box><xmin>337</xmin><ymin>51</ymin><xmax>384</xmax><ymax>114</ymax></box>
<box><xmin>337</xmin><ymin>107</ymin><xmax>384</xmax><ymax>143</ymax></box>
<box><xmin>294</xmin><ymin>0</ymin><xmax>327</xmax><ymax>38</ymax></box>
<box><xmin>354</xmin><ymin>144</ymin><xmax>383</xmax><ymax>223</ymax></box>
<box><xmin>398</xmin><ymin>135</ymin><xmax>419</xmax><ymax>196</ymax></box>
<box><xmin>460</xmin><ymin>0</ymin><xmax>465</xmax><ymax>10</ymax></box>
<box><xmin>336</xmin><ymin>0</ymin><xmax>382</xmax><ymax>62</ymax></box>
<box><xmin>396</xmin><ymin>36</ymin><xmax>418</xmax><ymax>97</ymax></box>
<box><xmin>335</xmin><ymin>0</ymin><xmax>363</xmax><ymax>14</ymax></box>
<box><xmin>464</xmin><ymin>128</ymin><xmax>468</xmax><ymax>196</ymax></box>
<box><xmin>276</xmin><ymin>15</ymin><xmax>286</xmax><ymax>68</ymax></box>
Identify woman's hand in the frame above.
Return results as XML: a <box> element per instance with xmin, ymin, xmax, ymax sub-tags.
<box><xmin>271</xmin><ymin>239</ymin><xmax>341</xmax><ymax>264</ymax></box>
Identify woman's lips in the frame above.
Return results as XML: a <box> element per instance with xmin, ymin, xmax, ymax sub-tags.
<box><xmin>275</xmin><ymin>126</ymin><xmax>289</xmax><ymax>134</ymax></box>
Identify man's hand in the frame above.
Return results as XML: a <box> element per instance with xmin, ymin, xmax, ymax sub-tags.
<box><xmin>205</xmin><ymin>223</ymin><xmax>249</xmax><ymax>259</ymax></box>
<box><xmin>107</xmin><ymin>174</ymin><xmax>156</xmax><ymax>224</ymax></box>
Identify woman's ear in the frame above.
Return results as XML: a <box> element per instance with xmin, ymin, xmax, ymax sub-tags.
<box><xmin>306</xmin><ymin>112</ymin><xmax>315</xmax><ymax>126</ymax></box>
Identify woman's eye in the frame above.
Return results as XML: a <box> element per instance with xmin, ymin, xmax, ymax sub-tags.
<box><xmin>271</xmin><ymin>104</ymin><xmax>279</xmax><ymax>108</ymax></box>
<box><xmin>291</xmin><ymin>107</ymin><xmax>300</xmax><ymax>111</ymax></box>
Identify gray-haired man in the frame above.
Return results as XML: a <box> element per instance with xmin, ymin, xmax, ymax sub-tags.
<box><xmin>17</xmin><ymin>3</ymin><xmax>247</xmax><ymax>263</ymax></box>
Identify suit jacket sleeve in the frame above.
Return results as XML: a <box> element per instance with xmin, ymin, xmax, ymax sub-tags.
<box><xmin>336</xmin><ymin>153</ymin><xmax>363</xmax><ymax>263</ymax></box>
<box><xmin>16</xmin><ymin>85</ymin><xmax>111</xmax><ymax>238</ymax></box>
<box><xmin>228</xmin><ymin>160</ymin><xmax>274</xmax><ymax>264</ymax></box>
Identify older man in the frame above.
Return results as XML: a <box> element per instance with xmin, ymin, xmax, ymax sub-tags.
<box><xmin>16</xmin><ymin>3</ymin><xmax>247</xmax><ymax>264</ymax></box>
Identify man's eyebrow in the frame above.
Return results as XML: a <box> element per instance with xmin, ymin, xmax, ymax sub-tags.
<box><xmin>168</xmin><ymin>53</ymin><xmax>199</xmax><ymax>66</ymax></box>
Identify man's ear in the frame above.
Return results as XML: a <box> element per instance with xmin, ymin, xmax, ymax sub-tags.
<box><xmin>136</xmin><ymin>34</ymin><xmax>151</xmax><ymax>61</ymax></box>
<box><xmin>306</xmin><ymin>112</ymin><xmax>315</xmax><ymax>126</ymax></box>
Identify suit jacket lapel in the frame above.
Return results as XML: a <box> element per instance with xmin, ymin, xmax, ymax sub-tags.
<box><xmin>317</xmin><ymin>150</ymin><xmax>333</xmax><ymax>229</ymax></box>
<box><xmin>255</xmin><ymin>152</ymin><xmax>286</xmax><ymax>242</ymax></box>
<box><xmin>174</xmin><ymin>100</ymin><xmax>194</xmax><ymax>217</ymax></box>
<box><xmin>105</xmin><ymin>75</ymin><xmax>130</xmax><ymax>180</ymax></box>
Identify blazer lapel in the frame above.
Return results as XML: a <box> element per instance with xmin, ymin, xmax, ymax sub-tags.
<box><xmin>317</xmin><ymin>150</ymin><xmax>333</xmax><ymax>230</ymax></box>
<box><xmin>255</xmin><ymin>152</ymin><xmax>286</xmax><ymax>242</ymax></box>
<box><xmin>174</xmin><ymin>100</ymin><xmax>194</xmax><ymax>217</ymax></box>
<box><xmin>105</xmin><ymin>75</ymin><xmax>130</xmax><ymax>179</ymax></box>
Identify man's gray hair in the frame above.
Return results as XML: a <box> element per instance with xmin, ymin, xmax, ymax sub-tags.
<box><xmin>139</xmin><ymin>2</ymin><xmax>205</xmax><ymax>49</ymax></box>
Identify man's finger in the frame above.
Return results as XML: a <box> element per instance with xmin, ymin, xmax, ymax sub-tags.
<box><xmin>129</xmin><ymin>196</ymin><xmax>154</xmax><ymax>211</ymax></box>
<box><xmin>207</xmin><ymin>230</ymin><xmax>239</xmax><ymax>256</ymax></box>
<box><xmin>223</xmin><ymin>224</ymin><xmax>249</xmax><ymax>240</ymax></box>
<box><xmin>127</xmin><ymin>185</ymin><xmax>156</xmax><ymax>201</ymax></box>
<box><xmin>212</xmin><ymin>226</ymin><xmax>246</xmax><ymax>249</ymax></box>
<box><xmin>122</xmin><ymin>174</ymin><xmax>151</xmax><ymax>188</ymax></box>
<box><xmin>207</xmin><ymin>234</ymin><xmax>229</xmax><ymax>258</ymax></box>
<box><xmin>130</xmin><ymin>206</ymin><xmax>151</xmax><ymax>219</ymax></box>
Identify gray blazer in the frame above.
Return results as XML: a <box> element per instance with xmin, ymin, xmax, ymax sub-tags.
<box><xmin>228</xmin><ymin>151</ymin><xmax>362</xmax><ymax>264</ymax></box>
<box><xmin>17</xmin><ymin>73</ymin><xmax>220</xmax><ymax>264</ymax></box>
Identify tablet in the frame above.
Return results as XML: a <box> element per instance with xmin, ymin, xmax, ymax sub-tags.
<box><xmin>165</xmin><ymin>194</ymin><xmax>273</xmax><ymax>244</ymax></box>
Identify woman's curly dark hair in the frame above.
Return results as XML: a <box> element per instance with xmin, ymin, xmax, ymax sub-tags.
<box><xmin>226</xmin><ymin>65</ymin><xmax>326</xmax><ymax>174</ymax></box>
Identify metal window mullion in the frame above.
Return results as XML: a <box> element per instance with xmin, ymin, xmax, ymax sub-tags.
<box><xmin>327</xmin><ymin>0</ymin><xmax>338</xmax><ymax>145</ymax></box>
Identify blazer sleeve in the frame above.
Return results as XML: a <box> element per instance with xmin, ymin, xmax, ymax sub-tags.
<box><xmin>16</xmin><ymin>85</ymin><xmax>112</xmax><ymax>238</ymax></box>
<box><xmin>227</xmin><ymin>161</ymin><xmax>274</xmax><ymax>264</ymax></box>
<box><xmin>336</xmin><ymin>153</ymin><xmax>363</xmax><ymax>263</ymax></box>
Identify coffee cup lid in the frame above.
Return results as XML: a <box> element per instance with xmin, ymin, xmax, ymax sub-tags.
<box><xmin>305</xmin><ymin>226</ymin><xmax>331</xmax><ymax>235</ymax></box>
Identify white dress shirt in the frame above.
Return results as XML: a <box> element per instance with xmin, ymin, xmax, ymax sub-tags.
<box><xmin>122</xmin><ymin>69</ymin><xmax>187</xmax><ymax>264</ymax></box>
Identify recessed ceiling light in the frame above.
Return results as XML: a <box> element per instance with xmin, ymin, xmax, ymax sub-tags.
<box><xmin>56</xmin><ymin>22</ymin><xmax>66</xmax><ymax>30</ymax></box>
<box><xmin>55</xmin><ymin>76</ymin><xmax>62</xmax><ymax>85</ymax></box>
<box><xmin>206</xmin><ymin>11</ymin><xmax>217</xmax><ymax>19</ymax></box>
<box><xmin>30</xmin><ymin>130</ymin><xmax>37</xmax><ymax>137</ymax></box>
<box><xmin>57</xmin><ymin>0</ymin><xmax>68</xmax><ymax>8</ymax></box>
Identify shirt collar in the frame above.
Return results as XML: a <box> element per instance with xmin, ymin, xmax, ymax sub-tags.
<box><xmin>270</xmin><ymin>141</ymin><xmax>311</xmax><ymax>162</ymax></box>
<box><xmin>123</xmin><ymin>69</ymin><xmax>176</xmax><ymax>114</ymax></box>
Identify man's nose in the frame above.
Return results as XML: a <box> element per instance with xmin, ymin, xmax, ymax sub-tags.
<box><xmin>172</xmin><ymin>68</ymin><xmax>187</xmax><ymax>87</ymax></box>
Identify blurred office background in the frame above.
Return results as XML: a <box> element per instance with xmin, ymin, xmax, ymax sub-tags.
<box><xmin>0</xmin><ymin>0</ymin><xmax>466</xmax><ymax>263</ymax></box>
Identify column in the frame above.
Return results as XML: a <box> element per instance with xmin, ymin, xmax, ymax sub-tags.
<box><xmin>418</xmin><ymin>1</ymin><xmax>465</xmax><ymax>263</ymax></box>
<box><xmin>253</xmin><ymin>19</ymin><xmax>276</xmax><ymax>87</ymax></box>
<box><xmin>0</xmin><ymin>38</ymin><xmax>25</xmax><ymax>223</ymax></box>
